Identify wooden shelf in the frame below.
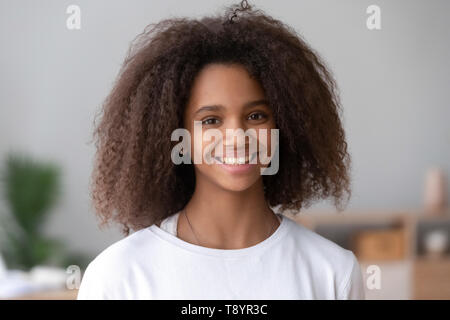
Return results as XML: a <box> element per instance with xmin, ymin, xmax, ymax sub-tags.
<box><xmin>287</xmin><ymin>209</ymin><xmax>450</xmax><ymax>299</ymax></box>
<box><xmin>5</xmin><ymin>289</ymin><xmax>79</xmax><ymax>300</ymax></box>
<box><xmin>414</xmin><ymin>257</ymin><xmax>450</xmax><ymax>299</ymax></box>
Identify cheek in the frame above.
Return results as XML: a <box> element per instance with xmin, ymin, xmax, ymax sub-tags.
<box><xmin>191</xmin><ymin>137</ymin><xmax>202</xmax><ymax>162</ymax></box>
<box><xmin>190</xmin><ymin>134</ymin><xmax>215</xmax><ymax>164</ymax></box>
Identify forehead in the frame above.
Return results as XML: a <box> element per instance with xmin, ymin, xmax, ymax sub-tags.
<box><xmin>186</xmin><ymin>63</ymin><xmax>266</xmax><ymax>110</ymax></box>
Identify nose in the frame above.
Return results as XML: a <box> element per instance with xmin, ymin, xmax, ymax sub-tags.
<box><xmin>218</xmin><ymin>118</ymin><xmax>258</xmax><ymax>158</ymax></box>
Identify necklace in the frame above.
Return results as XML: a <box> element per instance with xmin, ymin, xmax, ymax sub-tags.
<box><xmin>182</xmin><ymin>208</ymin><xmax>277</xmax><ymax>247</ymax></box>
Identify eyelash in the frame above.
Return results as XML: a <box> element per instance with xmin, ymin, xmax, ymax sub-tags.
<box><xmin>248</xmin><ymin>112</ymin><xmax>267</xmax><ymax>121</ymax></box>
<box><xmin>202</xmin><ymin>118</ymin><xmax>219</xmax><ymax>125</ymax></box>
<box><xmin>201</xmin><ymin>112</ymin><xmax>268</xmax><ymax>125</ymax></box>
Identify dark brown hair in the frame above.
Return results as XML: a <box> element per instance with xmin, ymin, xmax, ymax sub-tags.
<box><xmin>90</xmin><ymin>0</ymin><xmax>352</xmax><ymax>236</ymax></box>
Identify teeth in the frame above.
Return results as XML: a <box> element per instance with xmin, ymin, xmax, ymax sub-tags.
<box><xmin>218</xmin><ymin>156</ymin><xmax>249</xmax><ymax>165</ymax></box>
<box><xmin>225</xmin><ymin>157</ymin><xmax>247</xmax><ymax>165</ymax></box>
<box><xmin>213</xmin><ymin>152</ymin><xmax>259</xmax><ymax>165</ymax></box>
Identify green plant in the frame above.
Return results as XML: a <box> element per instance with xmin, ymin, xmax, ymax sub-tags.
<box><xmin>0</xmin><ymin>152</ymin><xmax>89</xmax><ymax>270</ymax></box>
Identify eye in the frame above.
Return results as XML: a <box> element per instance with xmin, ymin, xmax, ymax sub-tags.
<box><xmin>202</xmin><ymin>117</ymin><xmax>220</xmax><ymax>125</ymax></box>
<box><xmin>248</xmin><ymin>112</ymin><xmax>267</xmax><ymax>121</ymax></box>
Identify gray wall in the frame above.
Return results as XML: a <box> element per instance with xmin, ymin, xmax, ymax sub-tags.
<box><xmin>1</xmin><ymin>0</ymin><xmax>449</xmax><ymax>258</ymax></box>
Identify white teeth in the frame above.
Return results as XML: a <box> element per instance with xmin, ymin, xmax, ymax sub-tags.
<box><xmin>219</xmin><ymin>156</ymin><xmax>249</xmax><ymax>165</ymax></box>
<box><xmin>214</xmin><ymin>153</ymin><xmax>260</xmax><ymax>165</ymax></box>
<box><xmin>213</xmin><ymin>152</ymin><xmax>260</xmax><ymax>165</ymax></box>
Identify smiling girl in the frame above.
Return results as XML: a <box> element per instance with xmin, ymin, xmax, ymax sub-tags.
<box><xmin>77</xmin><ymin>1</ymin><xmax>365</xmax><ymax>300</ymax></box>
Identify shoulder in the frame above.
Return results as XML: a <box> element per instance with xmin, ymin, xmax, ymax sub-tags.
<box><xmin>77</xmin><ymin>228</ymin><xmax>153</xmax><ymax>299</ymax></box>
<box><xmin>283</xmin><ymin>216</ymin><xmax>353</xmax><ymax>264</ymax></box>
<box><xmin>87</xmin><ymin>227</ymin><xmax>152</xmax><ymax>269</ymax></box>
<box><xmin>283</xmin><ymin>216</ymin><xmax>365</xmax><ymax>299</ymax></box>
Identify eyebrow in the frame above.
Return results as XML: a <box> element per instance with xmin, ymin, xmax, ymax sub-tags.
<box><xmin>193</xmin><ymin>99</ymin><xmax>270</xmax><ymax>116</ymax></box>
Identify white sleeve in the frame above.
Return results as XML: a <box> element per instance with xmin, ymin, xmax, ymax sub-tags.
<box><xmin>338</xmin><ymin>252</ymin><xmax>366</xmax><ymax>300</ymax></box>
<box><xmin>76</xmin><ymin>260</ymin><xmax>110</xmax><ymax>300</ymax></box>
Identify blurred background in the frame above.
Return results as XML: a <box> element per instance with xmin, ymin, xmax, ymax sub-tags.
<box><xmin>0</xmin><ymin>0</ymin><xmax>449</xmax><ymax>299</ymax></box>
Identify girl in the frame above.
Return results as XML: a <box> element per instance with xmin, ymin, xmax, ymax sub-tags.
<box><xmin>77</xmin><ymin>1</ymin><xmax>365</xmax><ymax>299</ymax></box>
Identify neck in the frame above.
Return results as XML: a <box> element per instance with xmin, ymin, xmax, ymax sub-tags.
<box><xmin>181</xmin><ymin>176</ymin><xmax>280</xmax><ymax>249</ymax></box>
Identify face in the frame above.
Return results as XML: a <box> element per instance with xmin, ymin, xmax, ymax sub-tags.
<box><xmin>184</xmin><ymin>63</ymin><xmax>277</xmax><ymax>192</ymax></box>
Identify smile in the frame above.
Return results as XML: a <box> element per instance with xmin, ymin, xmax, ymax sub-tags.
<box><xmin>213</xmin><ymin>152</ymin><xmax>258</xmax><ymax>165</ymax></box>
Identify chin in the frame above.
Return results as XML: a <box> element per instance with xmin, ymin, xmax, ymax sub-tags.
<box><xmin>212</xmin><ymin>169</ymin><xmax>262</xmax><ymax>193</ymax></box>
<box><xmin>194</xmin><ymin>164</ymin><xmax>264</xmax><ymax>193</ymax></box>
<box><xmin>216</xmin><ymin>180</ymin><xmax>256</xmax><ymax>193</ymax></box>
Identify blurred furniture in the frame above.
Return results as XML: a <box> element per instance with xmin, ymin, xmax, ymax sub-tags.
<box><xmin>14</xmin><ymin>289</ymin><xmax>78</xmax><ymax>300</ymax></box>
<box><xmin>2</xmin><ymin>289</ymin><xmax>78</xmax><ymax>300</ymax></box>
<box><xmin>287</xmin><ymin>208</ymin><xmax>450</xmax><ymax>300</ymax></box>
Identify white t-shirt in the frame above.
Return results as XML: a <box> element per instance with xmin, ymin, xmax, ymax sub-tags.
<box><xmin>77</xmin><ymin>212</ymin><xmax>365</xmax><ymax>299</ymax></box>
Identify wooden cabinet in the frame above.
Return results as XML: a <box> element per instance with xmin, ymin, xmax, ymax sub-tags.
<box><xmin>414</xmin><ymin>257</ymin><xmax>450</xmax><ymax>299</ymax></box>
<box><xmin>6</xmin><ymin>289</ymin><xmax>79</xmax><ymax>300</ymax></box>
<box><xmin>288</xmin><ymin>209</ymin><xmax>450</xmax><ymax>300</ymax></box>
<box><xmin>352</xmin><ymin>228</ymin><xmax>406</xmax><ymax>261</ymax></box>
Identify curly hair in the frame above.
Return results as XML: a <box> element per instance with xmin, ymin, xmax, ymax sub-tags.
<box><xmin>90</xmin><ymin>0</ymin><xmax>352</xmax><ymax>236</ymax></box>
